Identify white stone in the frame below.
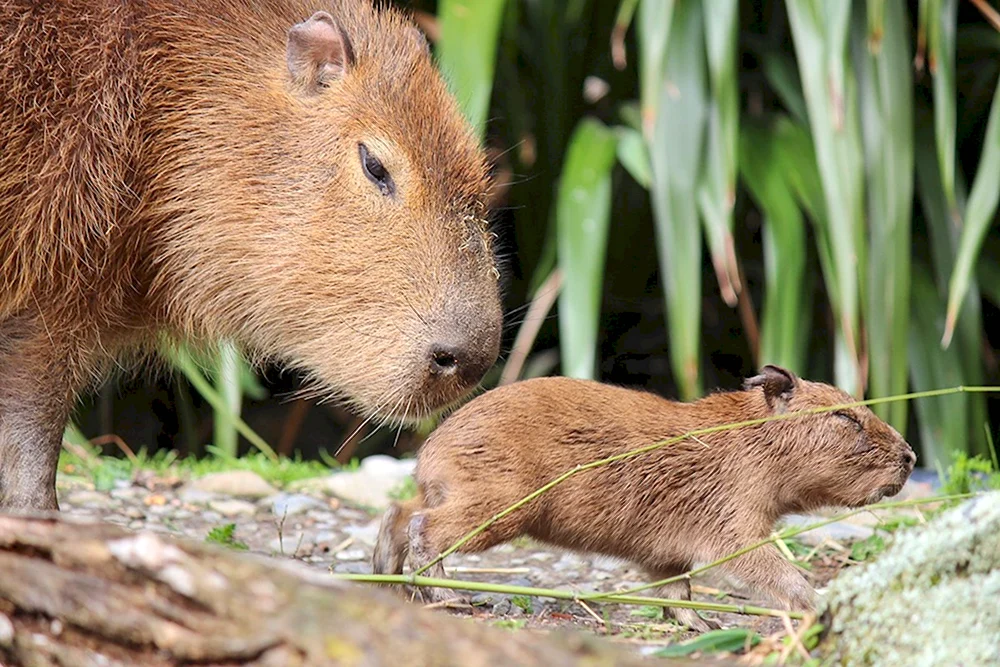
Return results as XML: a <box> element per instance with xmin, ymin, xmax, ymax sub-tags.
<box><xmin>186</xmin><ymin>471</ymin><xmax>277</xmax><ymax>499</ymax></box>
<box><xmin>209</xmin><ymin>499</ymin><xmax>257</xmax><ymax>517</ymax></box>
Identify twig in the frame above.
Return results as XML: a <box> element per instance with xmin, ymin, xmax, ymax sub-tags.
<box><xmin>89</xmin><ymin>434</ymin><xmax>138</xmax><ymax>464</ymax></box>
<box><xmin>499</xmin><ymin>269</ymin><xmax>562</xmax><ymax>386</ymax></box>
<box><xmin>412</xmin><ymin>383</ymin><xmax>996</xmax><ymax>577</ymax></box>
<box><xmin>577</xmin><ymin>599</ymin><xmax>606</xmax><ymax>627</ymax></box>
<box><xmin>968</xmin><ymin>0</ymin><xmax>1000</xmax><ymax>32</ymax></box>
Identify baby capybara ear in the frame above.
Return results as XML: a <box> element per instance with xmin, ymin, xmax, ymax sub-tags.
<box><xmin>744</xmin><ymin>365</ymin><xmax>797</xmax><ymax>412</ymax></box>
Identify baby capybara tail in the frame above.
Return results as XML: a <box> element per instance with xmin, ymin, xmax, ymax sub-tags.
<box><xmin>372</xmin><ymin>495</ymin><xmax>423</xmax><ymax>575</ymax></box>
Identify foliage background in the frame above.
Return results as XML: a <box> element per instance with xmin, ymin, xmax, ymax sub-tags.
<box><xmin>71</xmin><ymin>0</ymin><xmax>1000</xmax><ymax>471</ymax></box>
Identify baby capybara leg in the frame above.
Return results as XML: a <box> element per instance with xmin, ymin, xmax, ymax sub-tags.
<box><xmin>373</xmin><ymin>498</ymin><xmax>421</xmax><ymax>576</ymax></box>
<box><xmin>405</xmin><ymin>503</ymin><xmax>519</xmax><ymax>604</ymax></box>
<box><xmin>647</xmin><ymin>572</ymin><xmax>720</xmax><ymax>632</ymax></box>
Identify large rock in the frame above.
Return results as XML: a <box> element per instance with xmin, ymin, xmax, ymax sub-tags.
<box><xmin>295</xmin><ymin>455</ymin><xmax>416</xmax><ymax>510</ymax></box>
<box><xmin>822</xmin><ymin>492</ymin><xmax>1000</xmax><ymax>666</ymax></box>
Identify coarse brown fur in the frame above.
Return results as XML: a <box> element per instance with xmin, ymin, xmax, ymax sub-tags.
<box><xmin>373</xmin><ymin>366</ymin><xmax>916</xmax><ymax>631</ymax></box>
<box><xmin>0</xmin><ymin>0</ymin><xmax>502</xmax><ymax>509</ymax></box>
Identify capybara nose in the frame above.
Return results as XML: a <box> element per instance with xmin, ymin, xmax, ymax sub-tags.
<box><xmin>902</xmin><ymin>448</ymin><xmax>916</xmax><ymax>468</ymax></box>
<box><xmin>429</xmin><ymin>345</ymin><xmax>460</xmax><ymax>375</ymax></box>
<box><xmin>428</xmin><ymin>341</ymin><xmax>494</xmax><ymax>385</ymax></box>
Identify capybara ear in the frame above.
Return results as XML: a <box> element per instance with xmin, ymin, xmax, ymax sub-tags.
<box><xmin>744</xmin><ymin>365</ymin><xmax>797</xmax><ymax>412</ymax></box>
<box><xmin>286</xmin><ymin>11</ymin><xmax>355</xmax><ymax>90</ymax></box>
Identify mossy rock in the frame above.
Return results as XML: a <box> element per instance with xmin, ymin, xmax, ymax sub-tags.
<box><xmin>822</xmin><ymin>492</ymin><xmax>1000</xmax><ymax>666</ymax></box>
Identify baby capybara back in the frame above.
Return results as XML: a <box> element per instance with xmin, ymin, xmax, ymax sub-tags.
<box><xmin>0</xmin><ymin>0</ymin><xmax>501</xmax><ymax>509</ymax></box>
<box><xmin>374</xmin><ymin>366</ymin><xmax>916</xmax><ymax>630</ymax></box>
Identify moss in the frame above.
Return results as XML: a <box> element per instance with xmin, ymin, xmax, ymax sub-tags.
<box><xmin>822</xmin><ymin>492</ymin><xmax>1000</xmax><ymax>666</ymax></box>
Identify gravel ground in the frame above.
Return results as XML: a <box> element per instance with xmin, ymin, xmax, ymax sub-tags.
<box><xmin>54</xmin><ymin>457</ymin><xmax>940</xmax><ymax>657</ymax></box>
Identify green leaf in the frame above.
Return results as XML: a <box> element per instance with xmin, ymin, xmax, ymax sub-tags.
<box><xmin>927</xmin><ymin>0</ymin><xmax>959</xmax><ymax>216</ymax></box>
<box><xmin>556</xmin><ymin>119</ymin><xmax>619</xmax><ymax>379</ymax></box>
<box><xmin>436</xmin><ymin>0</ymin><xmax>508</xmax><ymax>138</ymax></box>
<box><xmin>908</xmin><ymin>269</ymin><xmax>968</xmax><ymax>468</ymax></box>
<box><xmin>855</xmin><ymin>0</ymin><xmax>913</xmax><ymax>434</ymax></box>
<box><xmin>644</xmin><ymin>0</ymin><xmax>707</xmax><ymax>400</ymax></box>
<box><xmin>615</xmin><ymin>126</ymin><xmax>652</xmax><ymax>189</ymax></box>
<box><xmin>655</xmin><ymin>628</ymin><xmax>761</xmax><ymax>657</ymax></box>
<box><xmin>786</xmin><ymin>0</ymin><xmax>866</xmax><ymax>398</ymax></box>
<box><xmin>943</xmin><ymin>73</ymin><xmax>1000</xmax><ymax>346</ymax></box>
<box><xmin>740</xmin><ymin>119</ymin><xmax>810</xmax><ymax>374</ymax></box>
<box><xmin>698</xmin><ymin>0</ymin><xmax>741</xmax><ymax>306</ymax></box>
<box><xmin>637</xmin><ymin>0</ymin><xmax>677</xmax><ymax>138</ymax></box>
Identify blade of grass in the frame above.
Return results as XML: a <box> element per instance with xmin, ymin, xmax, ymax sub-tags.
<box><xmin>644</xmin><ymin>0</ymin><xmax>707</xmax><ymax>400</ymax></box>
<box><xmin>556</xmin><ymin>119</ymin><xmax>619</xmax><ymax>379</ymax></box>
<box><xmin>163</xmin><ymin>343</ymin><xmax>277</xmax><ymax>461</ymax></box>
<box><xmin>942</xmin><ymin>73</ymin><xmax>1000</xmax><ymax>346</ymax></box>
<box><xmin>213</xmin><ymin>341</ymin><xmax>242</xmax><ymax>458</ymax></box>
<box><xmin>435</xmin><ymin>0</ymin><xmax>508</xmax><ymax>138</ymax></box>
<box><xmin>856</xmin><ymin>0</ymin><xmax>913</xmax><ymax>433</ymax></box>
<box><xmin>699</xmin><ymin>0</ymin><xmax>741</xmax><ymax>307</ymax></box>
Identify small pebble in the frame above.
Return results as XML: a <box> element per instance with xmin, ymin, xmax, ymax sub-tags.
<box><xmin>271</xmin><ymin>493</ymin><xmax>324</xmax><ymax>517</ymax></box>
<box><xmin>209</xmin><ymin>499</ymin><xmax>257</xmax><ymax>517</ymax></box>
<box><xmin>334</xmin><ymin>549</ymin><xmax>366</xmax><ymax>562</ymax></box>
<box><xmin>0</xmin><ymin>613</ymin><xmax>13</xmax><ymax>647</ymax></box>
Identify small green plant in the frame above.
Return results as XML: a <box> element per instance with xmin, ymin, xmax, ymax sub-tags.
<box><xmin>511</xmin><ymin>595</ymin><xmax>533</xmax><ymax>615</ymax></box>
<box><xmin>205</xmin><ymin>523</ymin><xmax>249</xmax><ymax>551</ymax></box>
<box><xmin>939</xmin><ymin>450</ymin><xmax>1000</xmax><ymax>495</ymax></box>
<box><xmin>850</xmin><ymin>533</ymin><xmax>887</xmax><ymax>562</ymax></box>
<box><xmin>629</xmin><ymin>605</ymin><xmax>664</xmax><ymax>620</ymax></box>
<box><xmin>388</xmin><ymin>476</ymin><xmax>418</xmax><ymax>502</ymax></box>
<box><xmin>491</xmin><ymin>619</ymin><xmax>527</xmax><ymax>631</ymax></box>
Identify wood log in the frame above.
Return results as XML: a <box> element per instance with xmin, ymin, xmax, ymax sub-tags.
<box><xmin>0</xmin><ymin>514</ymin><xmax>678</xmax><ymax>666</ymax></box>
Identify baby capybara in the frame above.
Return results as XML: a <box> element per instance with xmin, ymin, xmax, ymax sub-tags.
<box><xmin>373</xmin><ymin>366</ymin><xmax>916</xmax><ymax>630</ymax></box>
<box><xmin>0</xmin><ymin>0</ymin><xmax>502</xmax><ymax>509</ymax></box>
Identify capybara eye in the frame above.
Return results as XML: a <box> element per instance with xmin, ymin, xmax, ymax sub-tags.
<box><xmin>359</xmin><ymin>143</ymin><xmax>394</xmax><ymax>196</ymax></box>
<box><xmin>833</xmin><ymin>410</ymin><xmax>862</xmax><ymax>431</ymax></box>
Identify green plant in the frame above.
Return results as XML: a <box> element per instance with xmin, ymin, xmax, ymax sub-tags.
<box><xmin>511</xmin><ymin>594</ymin><xmax>534</xmax><ymax>615</ymax></box>
<box><xmin>654</xmin><ymin>628</ymin><xmax>761</xmax><ymax>657</ymax></box>
<box><xmin>205</xmin><ymin>524</ymin><xmax>249</xmax><ymax>551</ymax></box>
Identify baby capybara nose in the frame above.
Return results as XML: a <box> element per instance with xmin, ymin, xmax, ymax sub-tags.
<box><xmin>902</xmin><ymin>448</ymin><xmax>917</xmax><ymax>468</ymax></box>
<box><xmin>428</xmin><ymin>342</ymin><xmax>493</xmax><ymax>385</ymax></box>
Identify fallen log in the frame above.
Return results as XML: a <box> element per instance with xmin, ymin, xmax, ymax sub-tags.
<box><xmin>0</xmin><ymin>513</ymin><xmax>678</xmax><ymax>666</ymax></box>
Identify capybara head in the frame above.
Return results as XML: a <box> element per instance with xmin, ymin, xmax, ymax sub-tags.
<box><xmin>157</xmin><ymin>5</ymin><xmax>502</xmax><ymax>422</ymax></box>
<box><xmin>745</xmin><ymin>366</ymin><xmax>916</xmax><ymax>507</ymax></box>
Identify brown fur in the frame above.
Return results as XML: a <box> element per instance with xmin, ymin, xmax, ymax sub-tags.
<box><xmin>0</xmin><ymin>0</ymin><xmax>502</xmax><ymax>509</ymax></box>
<box><xmin>373</xmin><ymin>366</ymin><xmax>916</xmax><ymax>630</ymax></box>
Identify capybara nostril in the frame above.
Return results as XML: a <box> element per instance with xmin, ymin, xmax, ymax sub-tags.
<box><xmin>902</xmin><ymin>448</ymin><xmax>916</xmax><ymax>468</ymax></box>
<box><xmin>429</xmin><ymin>346</ymin><xmax>460</xmax><ymax>375</ymax></box>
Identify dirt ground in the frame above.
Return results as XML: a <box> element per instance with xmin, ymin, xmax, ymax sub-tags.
<box><xmin>55</xmin><ymin>462</ymin><xmax>930</xmax><ymax>660</ymax></box>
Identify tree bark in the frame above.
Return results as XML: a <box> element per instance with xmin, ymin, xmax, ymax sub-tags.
<box><xmin>0</xmin><ymin>514</ymin><xmax>676</xmax><ymax>666</ymax></box>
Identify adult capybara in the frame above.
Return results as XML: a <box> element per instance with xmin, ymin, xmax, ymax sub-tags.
<box><xmin>0</xmin><ymin>0</ymin><xmax>502</xmax><ymax>510</ymax></box>
<box><xmin>373</xmin><ymin>366</ymin><xmax>916</xmax><ymax>630</ymax></box>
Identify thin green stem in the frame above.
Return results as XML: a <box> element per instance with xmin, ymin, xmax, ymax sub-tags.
<box><xmin>332</xmin><ymin>573</ymin><xmax>802</xmax><ymax>620</ymax></box>
<box><xmin>413</xmin><ymin>385</ymin><xmax>999</xmax><ymax>575</ymax></box>
<box><xmin>580</xmin><ymin>493</ymin><xmax>974</xmax><ymax>600</ymax></box>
